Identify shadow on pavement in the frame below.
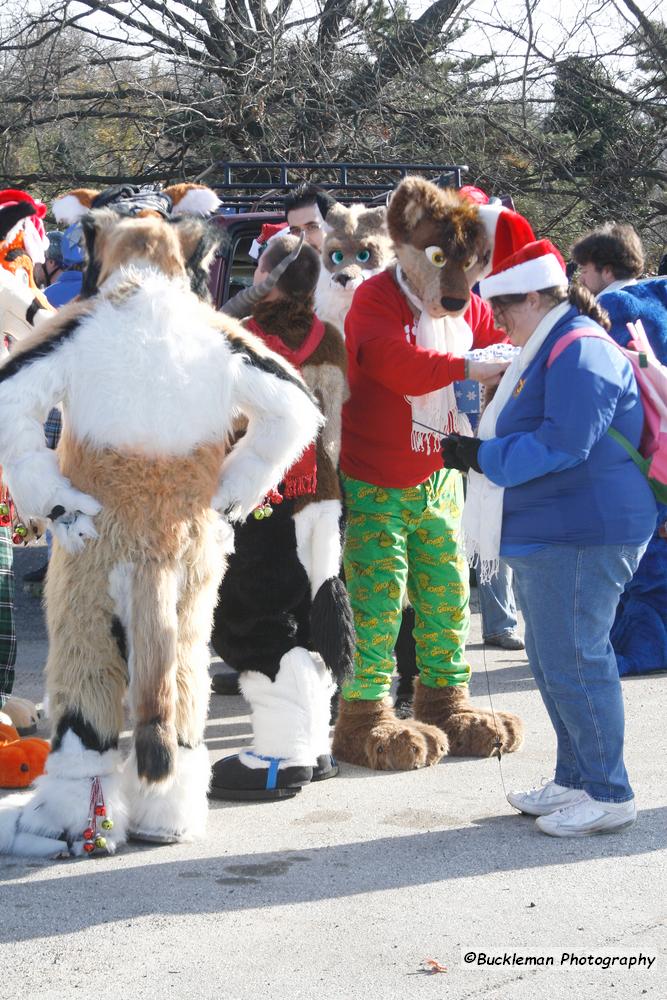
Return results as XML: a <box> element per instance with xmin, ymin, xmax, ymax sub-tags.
<box><xmin>2</xmin><ymin>805</ymin><xmax>666</xmax><ymax>942</ymax></box>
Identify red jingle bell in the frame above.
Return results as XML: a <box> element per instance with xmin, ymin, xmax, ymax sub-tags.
<box><xmin>94</xmin><ymin>804</ymin><xmax>106</xmax><ymax>817</ymax></box>
<box><xmin>12</xmin><ymin>533</ymin><xmax>22</xmax><ymax>545</ymax></box>
<box><xmin>83</xmin><ymin>826</ymin><xmax>94</xmax><ymax>840</ymax></box>
<box><xmin>83</xmin><ymin>841</ymin><xmax>95</xmax><ymax>854</ymax></box>
<box><xmin>0</xmin><ymin>515</ymin><xmax>10</xmax><ymax>527</ymax></box>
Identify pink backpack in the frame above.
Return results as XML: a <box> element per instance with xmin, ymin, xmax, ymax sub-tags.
<box><xmin>547</xmin><ymin>320</ymin><xmax>667</xmax><ymax>503</ymax></box>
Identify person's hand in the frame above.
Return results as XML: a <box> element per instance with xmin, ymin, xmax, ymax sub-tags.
<box><xmin>441</xmin><ymin>433</ymin><xmax>483</xmax><ymax>474</ymax></box>
<box><xmin>467</xmin><ymin>359</ymin><xmax>510</xmax><ymax>388</ymax></box>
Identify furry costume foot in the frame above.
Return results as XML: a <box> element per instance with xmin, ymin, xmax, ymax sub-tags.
<box><xmin>412</xmin><ymin>679</ymin><xmax>523</xmax><ymax>757</ymax></box>
<box><xmin>124</xmin><ymin>743</ymin><xmax>211</xmax><ymax>843</ymax></box>
<box><xmin>0</xmin><ymin>730</ymin><xmax>127</xmax><ymax>857</ymax></box>
<box><xmin>210</xmin><ymin>648</ymin><xmax>337</xmax><ymax>801</ymax></box>
<box><xmin>331</xmin><ymin>698</ymin><xmax>447</xmax><ymax>770</ymax></box>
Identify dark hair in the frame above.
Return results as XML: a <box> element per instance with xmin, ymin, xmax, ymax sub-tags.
<box><xmin>490</xmin><ymin>284</ymin><xmax>611</xmax><ymax>331</ymax></box>
<box><xmin>260</xmin><ymin>234</ymin><xmax>320</xmax><ymax>299</ymax></box>
<box><xmin>283</xmin><ymin>183</ymin><xmax>336</xmax><ymax>221</ymax></box>
<box><xmin>571</xmin><ymin>223</ymin><xmax>644</xmax><ymax>280</ymax></box>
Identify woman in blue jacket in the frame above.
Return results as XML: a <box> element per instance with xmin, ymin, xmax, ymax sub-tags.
<box><xmin>442</xmin><ymin>240</ymin><xmax>657</xmax><ymax>838</ymax></box>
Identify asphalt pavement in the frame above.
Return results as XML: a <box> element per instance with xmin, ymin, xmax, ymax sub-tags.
<box><xmin>2</xmin><ymin>545</ymin><xmax>665</xmax><ymax>1000</ymax></box>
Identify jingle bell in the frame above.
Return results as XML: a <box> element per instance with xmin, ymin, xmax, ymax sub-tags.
<box><xmin>0</xmin><ymin>503</ymin><xmax>9</xmax><ymax>517</ymax></box>
<box><xmin>101</xmin><ymin>818</ymin><xmax>114</xmax><ymax>830</ymax></box>
<box><xmin>94</xmin><ymin>836</ymin><xmax>107</xmax><ymax>849</ymax></box>
<box><xmin>94</xmin><ymin>804</ymin><xmax>106</xmax><ymax>817</ymax></box>
<box><xmin>14</xmin><ymin>524</ymin><xmax>28</xmax><ymax>538</ymax></box>
<box><xmin>83</xmin><ymin>841</ymin><xmax>95</xmax><ymax>854</ymax></box>
<box><xmin>83</xmin><ymin>826</ymin><xmax>95</xmax><ymax>840</ymax></box>
<box><xmin>253</xmin><ymin>508</ymin><xmax>265</xmax><ymax>520</ymax></box>
<box><xmin>262</xmin><ymin>505</ymin><xmax>273</xmax><ymax>518</ymax></box>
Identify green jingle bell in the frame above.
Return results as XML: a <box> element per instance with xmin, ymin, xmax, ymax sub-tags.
<box><xmin>15</xmin><ymin>524</ymin><xmax>28</xmax><ymax>538</ymax></box>
<box><xmin>94</xmin><ymin>835</ymin><xmax>107</xmax><ymax>849</ymax></box>
<box><xmin>101</xmin><ymin>818</ymin><xmax>114</xmax><ymax>830</ymax></box>
<box><xmin>253</xmin><ymin>508</ymin><xmax>265</xmax><ymax>520</ymax></box>
<box><xmin>0</xmin><ymin>503</ymin><xmax>9</xmax><ymax>518</ymax></box>
<box><xmin>262</xmin><ymin>505</ymin><xmax>273</xmax><ymax>518</ymax></box>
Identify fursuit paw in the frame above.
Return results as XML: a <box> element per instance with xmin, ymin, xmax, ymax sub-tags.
<box><xmin>412</xmin><ymin>679</ymin><xmax>524</xmax><ymax>757</ymax></box>
<box><xmin>49</xmin><ymin>510</ymin><xmax>99</xmax><ymax>555</ymax></box>
<box><xmin>0</xmin><ymin>732</ymin><xmax>127</xmax><ymax>858</ymax></box>
<box><xmin>124</xmin><ymin>744</ymin><xmax>210</xmax><ymax>844</ymax></box>
<box><xmin>332</xmin><ymin>698</ymin><xmax>447</xmax><ymax>771</ymax></box>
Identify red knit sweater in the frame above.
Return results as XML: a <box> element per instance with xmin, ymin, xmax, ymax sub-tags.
<box><xmin>340</xmin><ymin>269</ymin><xmax>505</xmax><ymax>488</ymax></box>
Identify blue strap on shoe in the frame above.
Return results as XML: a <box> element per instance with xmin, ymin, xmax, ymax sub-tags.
<box><xmin>245</xmin><ymin>751</ymin><xmax>287</xmax><ymax>790</ymax></box>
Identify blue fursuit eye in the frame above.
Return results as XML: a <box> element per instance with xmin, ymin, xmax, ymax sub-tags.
<box><xmin>356</xmin><ymin>249</ymin><xmax>371</xmax><ymax>263</ymax></box>
<box><xmin>330</xmin><ymin>250</ymin><xmax>344</xmax><ymax>265</ymax></box>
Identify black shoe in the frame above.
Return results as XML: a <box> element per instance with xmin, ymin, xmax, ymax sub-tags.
<box><xmin>209</xmin><ymin>753</ymin><xmax>313</xmax><ymax>801</ymax></box>
<box><xmin>23</xmin><ymin>563</ymin><xmax>48</xmax><ymax>585</ymax></box>
<box><xmin>211</xmin><ymin>670</ymin><xmax>241</xmax><ymax>696</ymax></box>
<box><xmin>311</xmin><ymin>753</ymin><xmax>339</xmax><ymax>782</ymax></box>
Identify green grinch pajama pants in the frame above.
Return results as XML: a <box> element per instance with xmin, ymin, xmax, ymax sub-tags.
<box><xmin>341</xmin><ymin>468</ymin><xmax>470</xmax><ymax>701</ymax></box>
<box><xmin>0</xmin><ymin>526</ymin><xmax>16</xmax><ymax>708</ymax></box>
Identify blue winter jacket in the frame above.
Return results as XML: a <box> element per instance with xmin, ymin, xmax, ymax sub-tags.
<box><xmin>478</xmin><ymin>305</ymin><xmax>657</xmax><ymax>549</ymax></box>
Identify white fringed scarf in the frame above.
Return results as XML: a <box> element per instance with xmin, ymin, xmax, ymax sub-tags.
<box><xmin>463</xmin><ymin>301</ymin><xmax>571</xmax><ymax>583</ymax></box>
<box><xmin>395</xmin><ymin>266</ymin><xmax>473</xmax><ymax>453</ymax></box>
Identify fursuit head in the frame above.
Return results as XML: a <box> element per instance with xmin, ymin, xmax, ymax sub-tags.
<box><xmin>0</xmin><ymin>208</ymin><xmax>322</xmax><ymax>857</ymax></box>
<box><xmin>315</xmin><ymin>203</ymin><xmax>393</xmax><ymax>333</ymax></box>
<box><xmin>387</xmin><ymin>176</ymin><xmax>534</xmax><ymax>318</ymax></box>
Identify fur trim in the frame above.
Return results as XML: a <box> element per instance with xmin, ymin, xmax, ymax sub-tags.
<box><xmin>123</xmin><ymin>743</ymin><xmax>211</xmax><ymax>842</ymax></box>
<box><xmin>239</xmin><ymin>649</ymin><xmax>335</xmax><ymax>766</ymax></box>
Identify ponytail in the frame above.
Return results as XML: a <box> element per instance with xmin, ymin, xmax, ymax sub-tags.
<box><xmin>538</xmin><ymin>283</ymin><xmax>611</xmax><ymax>331</ymax></box>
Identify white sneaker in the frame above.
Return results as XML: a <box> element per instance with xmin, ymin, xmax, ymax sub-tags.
<box><xmin>507</xmin><ymin>780</ymin><xmax>584</xmax><ymax>816</ymax></box>
<box><xmin>535</xmin><ymin>793</ymin><xmax>636</xmax><ymax>838</ymax></box>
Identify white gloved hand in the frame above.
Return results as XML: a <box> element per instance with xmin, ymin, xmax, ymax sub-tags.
<box><xmin>48</xmin><ymin>488</ymin><xmax>102</xmax><ymax>554</ymax></box>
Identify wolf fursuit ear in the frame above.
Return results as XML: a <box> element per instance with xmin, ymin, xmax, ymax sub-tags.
<box><xmin>171</xmin><ymin>217</ymin><xmax>226</xmax><ymax>302</ymax></box>
<box><xmin>387</xmin><ymin>177</ymin><xmax>479</xmax><ymax>247</ymax></box>
<box><xmin>79</xmin><ymin>208</ymin><xmax>119</xmax><ymax>298</ymax></box>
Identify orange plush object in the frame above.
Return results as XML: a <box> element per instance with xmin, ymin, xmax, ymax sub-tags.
<box><xmin>0</xmin><ymin>722</ymin><xmax>49</xmax><ymax>789</ymax></box>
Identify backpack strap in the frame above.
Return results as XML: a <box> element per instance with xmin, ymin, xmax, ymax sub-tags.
<box><xmin>546</xmin><ymin>328</ymin><xmax>616</xmax><ymax>368</ymax></box>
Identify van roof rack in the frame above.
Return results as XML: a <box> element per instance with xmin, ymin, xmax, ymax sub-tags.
<box><xmin>195</xmin><ymin>160</ymin><xmax>469</xmax><ymax>211</ymax></box>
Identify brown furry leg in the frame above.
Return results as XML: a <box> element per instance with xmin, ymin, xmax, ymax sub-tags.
<box><xmin>412</xmin><ymin>679</ymin><xmax>524</xmax><ymax>757</ymax></box>
<box><xmin>45</xmin><ymin>539</ymin><xmax>127</xmax><ymax>744</ymax></box>
<box><xmin>332</xmin><ymin>698</ymin><xmax>447</xmax><ymax>770</ymax></box>
<box><xmin>174</xmin><ymin>515</ymin><xmax>229</xmax><ymax>748</ymax></box>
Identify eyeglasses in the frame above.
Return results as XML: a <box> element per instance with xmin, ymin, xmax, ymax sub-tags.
<box><xmin>288</xmin><ymin>222</ymin><xmax>322</xmax><ymax>235</ymax></box>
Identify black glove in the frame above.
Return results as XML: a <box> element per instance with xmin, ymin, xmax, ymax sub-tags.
<box><xmin>441</xmin><ymin>433</ymin><xmax>483</xmax><ymax>474</ymax></box>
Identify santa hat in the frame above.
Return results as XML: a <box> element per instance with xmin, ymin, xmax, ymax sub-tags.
<box><xmin>0</xmin><ymin>189</ymin><xmax>49</xmax><ymax>263</ymax></box>
<box><xmin>459</xmin><ymin>185</ymin><xmax>490</xmax><ymax>205</ymax></box>
<box><xmin>476</xmin><ymin>203</ymin><xmax>535</xmax><ymax>279</ymax></box>
<box><xmin>249</xmin><ymin>221</ymin><xmax>288</xmax><ymax>260</ymax></box>
<box><xmin>479</xmin><ymin>239</ymin><xmax>567</xmax><ymax>299</ymax></box>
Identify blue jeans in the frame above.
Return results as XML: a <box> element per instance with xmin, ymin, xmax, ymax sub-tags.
<box><xmin>478</xmin><ymin>560</ymin><xmax>518</xmax><ymax>639</ymax></box>
<box><xmin>505</xmin><ymin>543</ymin><xmax>648</xmax><ymax>803</ymax></box>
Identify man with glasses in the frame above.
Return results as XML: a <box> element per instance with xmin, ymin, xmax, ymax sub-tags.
<box><xmin>284</xmin><ymin>183</ymin><xmax>335</xmax><ymax>254</ymax></box>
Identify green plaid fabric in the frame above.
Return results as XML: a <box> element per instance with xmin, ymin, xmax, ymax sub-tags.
<box><xmin>0</xmin><ymin>525</ymin><xmax>16</xmax><ymax>707</ymax></box>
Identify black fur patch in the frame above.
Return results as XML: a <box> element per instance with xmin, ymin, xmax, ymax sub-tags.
<box><xmin>178</xmin><ymin>223</ymin><xmax>226</xmax><ymax>302</ymax></box>
<box><xmin>0</xmin><ymin>202</ymin><xmax>36</xmax><ymax>242</ymax></box>
<box><xmin>135</xmin><ymin>719</ymin><xmax>176</xmax><ymax>782</ymax></box>
<box><xmin>79</xmin><ymin>215</ymin><xmax>101</xmax><ymax>298</ymax></box>
<box><xmin>26</xmin><ymin>298</ymin><xmax>46</xmax><ymax>326</ymax></box>
<box><xmin>227</xmin><ymin>333</ymin><xmax>317</xmax><ymax>403</ymax></box>
<box><xmin>0</xmin><ymin>315</ymin><xmax>83</xmax><ymax>385</ymax></box>
<box><xmin>211</xmin><ymin>495</ymin><xmax>311</xmax><ymax>680</ymax></box>
<box><xmin>110</xmin><ymin>616</ymin><xmax>128</xmax><ymax>663</ymax></box>
<box><xmin>309</xmin><ymin>576</ymin><xmax>356</xmax><ymax>683</ymax></box>
<box><xmin>51</xmin><ymin>710</ymin><xmax>118</xmax><ymax>753</ymax></box>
